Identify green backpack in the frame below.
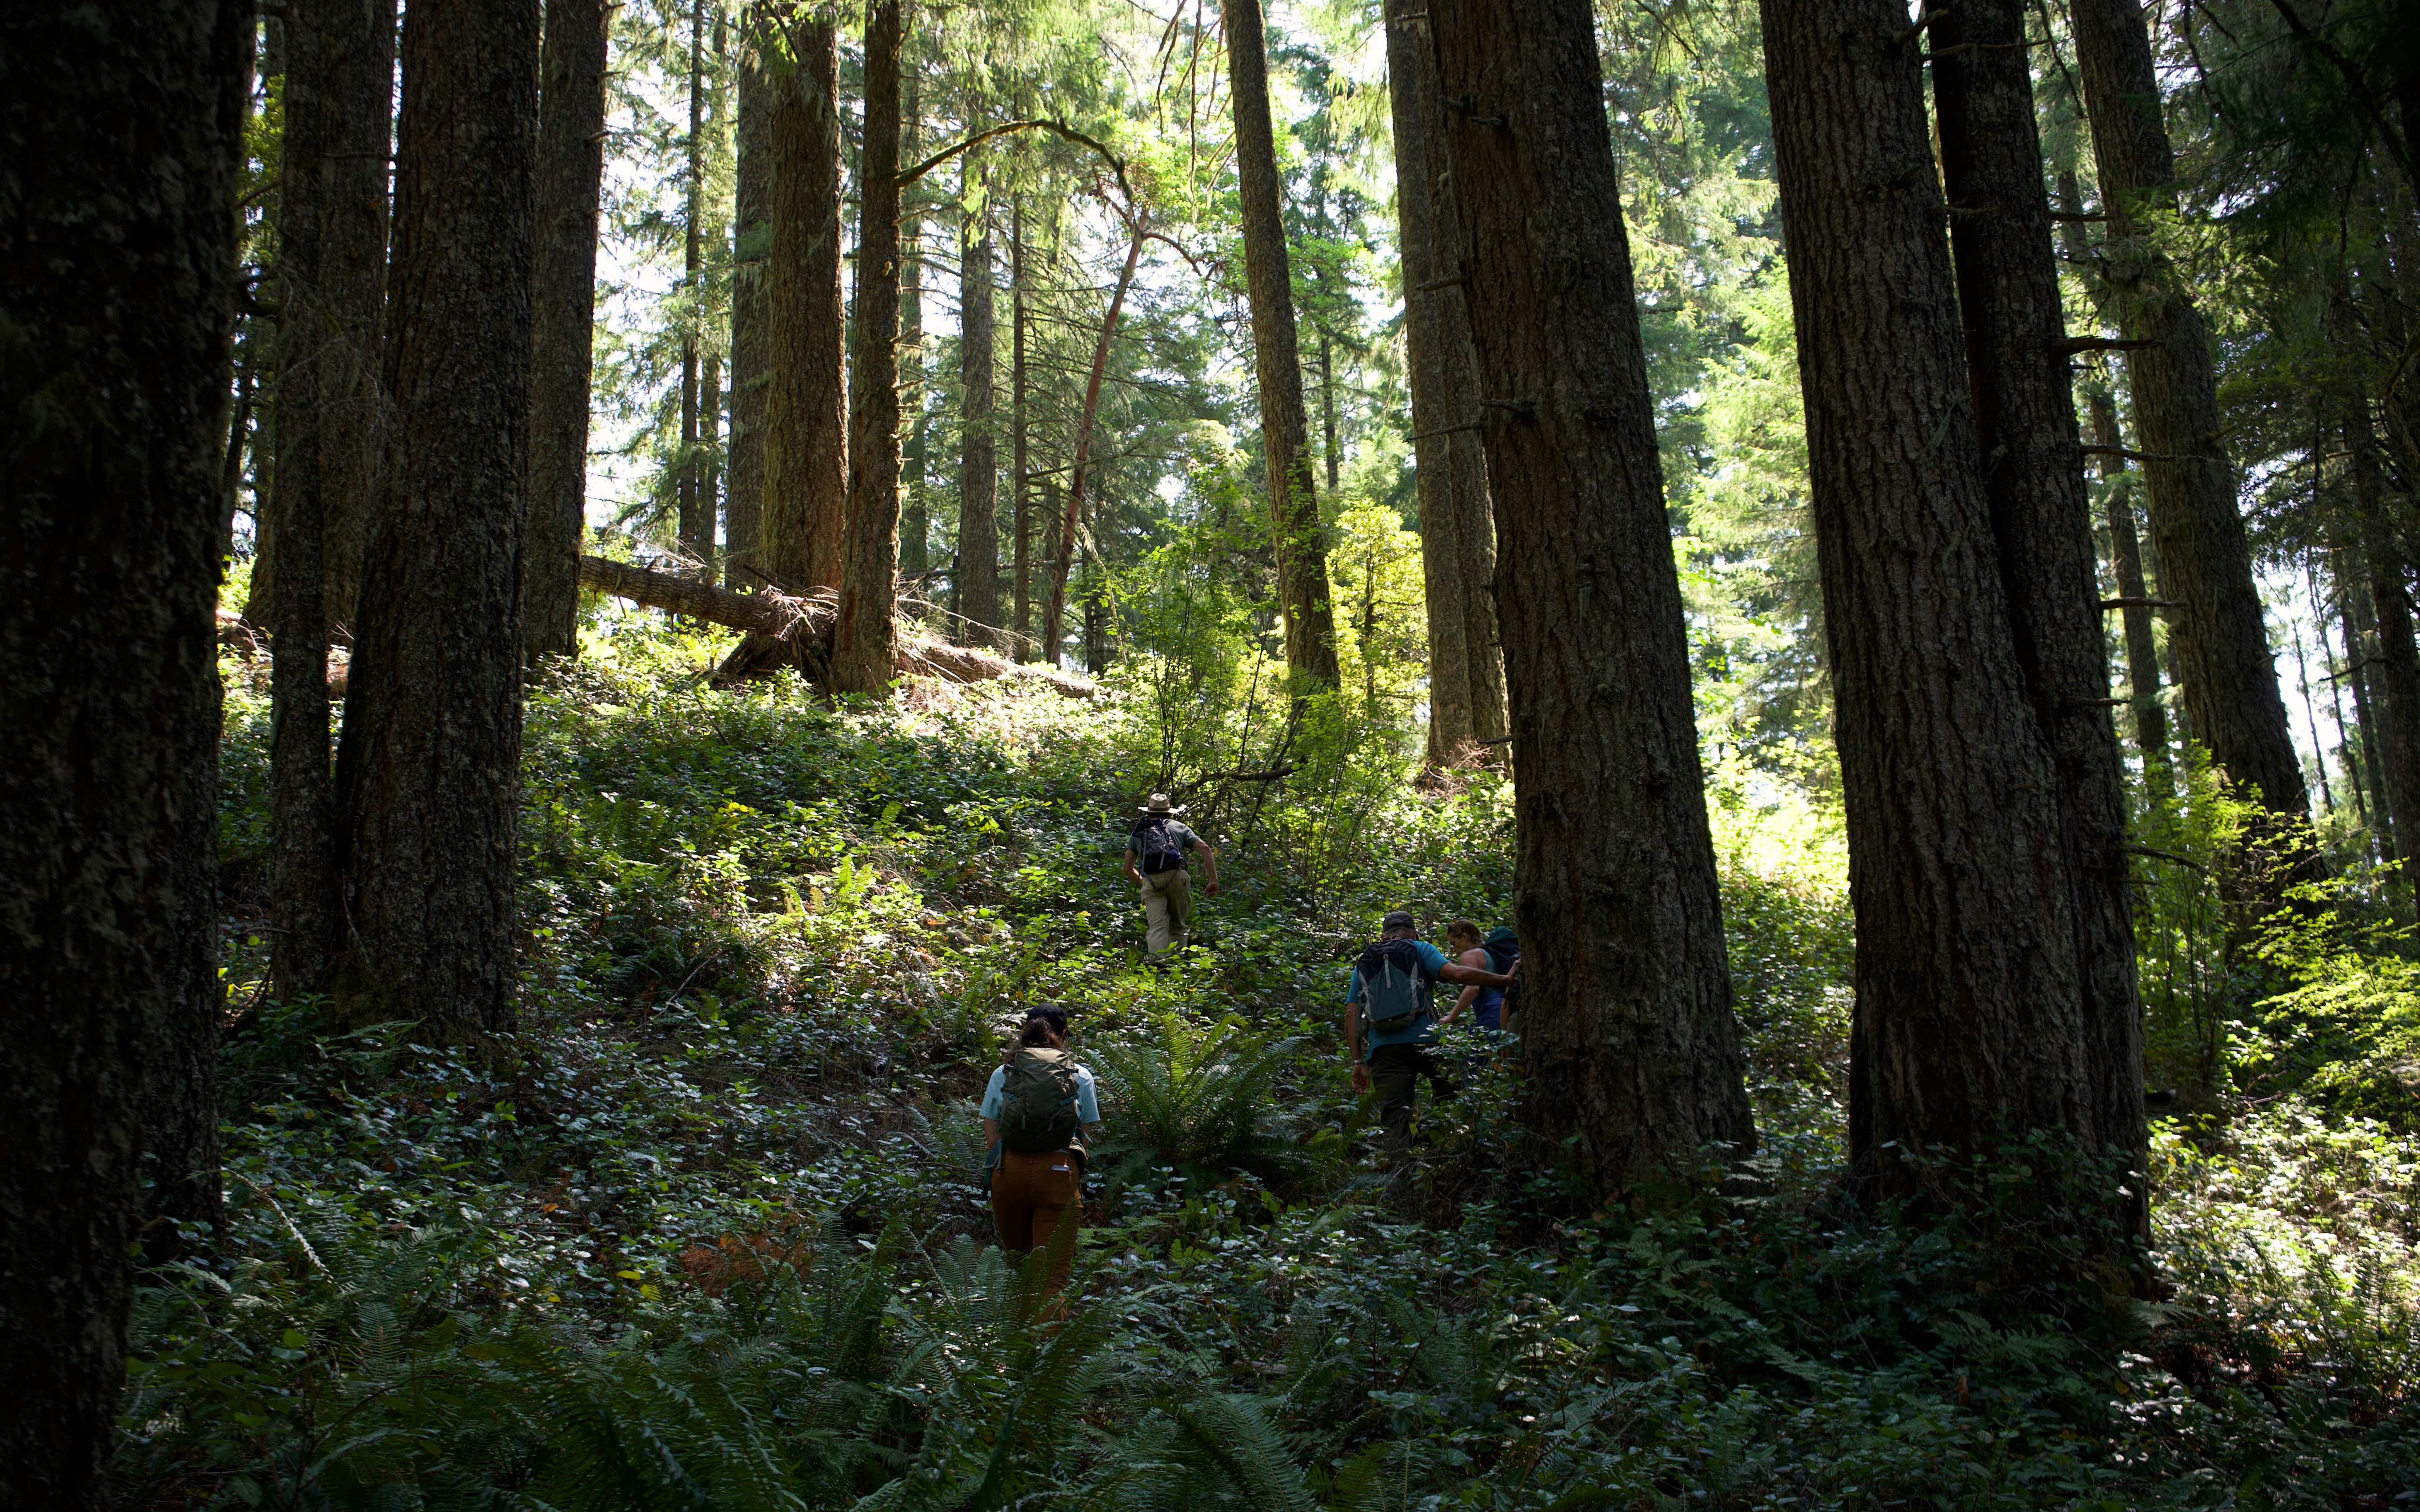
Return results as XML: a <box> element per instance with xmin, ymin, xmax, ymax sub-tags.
<box><xmin>999</xmin><ymin>1048</ymin><xmax>1085</xmax><ymax>1153</ymax></box>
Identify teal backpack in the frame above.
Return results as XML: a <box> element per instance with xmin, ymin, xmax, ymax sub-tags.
<box><xmin>1353</xmin><ymin>938</ymin><xmax>1431</xmax><ymax>1032</ymax></box>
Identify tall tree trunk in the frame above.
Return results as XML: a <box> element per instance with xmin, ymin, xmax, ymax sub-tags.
<box><xmin>726</xmin><ymin>34</ymin><xmax>768</xmax><ymax>587</ymax></box>
<box><xmin>1040</xmin><ymin>474</ymin><xmax>1064</xmax><ymax>664</ymax></box>
<box><xmin>677</xmin><ymin>0</ymin><xmax>707</xmax><ymax>565</ymax></box>
<box><xmin>1431</xmin><ymin>0</ymin><xmax>1755</xmax><ymax>1192</ymax></box>
<box><xmin>2057</xmin><ymin>174</ymin><xmax>2170</xmax><ymax>788</ymax></box>
<box><xmin>2096</xmin><ymin>397</ymin><xmax>2174</xmax><ymax>784</ymax></box>
<box><xmin>1221</xmin><ymin>0</ymin><xmax>1340</xmax><ymax>689</ymax></box>
<box><xmin>332</xmin><ymin>0</ymin><xmax>538</xmax><ymax>1036</ymax></box>
<box><xmin>1762</xmin><ymin>0</ymin><xmax>2096</xmax><ymax>1194</ymax></box>
<box><xmin>318</xmin><ymin>0</ymin><xmax>397</xmax><ymax>638</ymax></box>
<box><xmin>527</xmin><ymin>0</ymin><xmax>609</xmax><ymax>655</ymax></box>
<box><xmin>898</xmin><ymin>30</ymin><xmax>928</xmax><ymax>589</ymax></box>
<box><xmin>2070</xmin><ymin>0</ymin><xmax>2311</xmax><ymax>825</ymax></box>
<box><xmin>2340</xmin><ymin>547</ymin><xmax>2398</xmax><ymax>854</ymax></box>
<box><xmin>957</xmin><ymin>180</ymin><xmax>1000</xmax><ymax>648</ymax></box>
<box><xmin>272</xmin><ymin>0</ymin><xmax>373</xmax><ymax>1003</ymax></box>
<box><xmin>2348</xmin><ymin>377</ymin><xmax>2420</xmax><ymax>891</ymax></box>
<box><xmin>832</xmin><ymin>0</ymin><xmax>902</xmax><ymax>693</ymax></box>
<box><xmin>1043</xmin><ymin>221</ymin><xmax>1145</xmax><ymax>663</ymax></box>
<box><xmin>1012</xmin><ymin>196</ymin><xmax>1033</xmax><ymax>659</ymax></box>
<box><xmin>703</xmin><ymin>352</ymin><xmax>722</xmax><ymax>552</ymax></box>
<box><xmin>1382</xmin><ymin>9</ymin><xmax>1473</xmax><ymax>761</ymax></box>
<box><xmin>1319</xmin><ymin>328</ymin><xmax>1339</xmax><ymax>491</ymax></box>
<box><xmin>1931</xmin><ymin>0</ymin><xmax>2145</xmax><ymax>1229</ymax></box>
<box><xmin>0</xmin><ymin>0</ymin><xmax>244</xmax><ymax>1496</ymax></box>
<box><xmin>762</xmin><ymin>13</ymin><xmax>847</xmax><ymax>590</ymax></box>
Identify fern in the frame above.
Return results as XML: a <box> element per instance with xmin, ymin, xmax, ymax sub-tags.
<box><xmin>1089</xmin><ymin>1011</ymin><xmax>1306</xmax><ymax>1191</ymax></box>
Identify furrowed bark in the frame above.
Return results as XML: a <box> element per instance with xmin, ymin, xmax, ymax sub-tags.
<box><xmin>726</xmin><ymin>34</ymin><xmax>769</xmax><ymax>588</ymax></box>
<box><xmin>1222</xmin><ymin>0</ymin><xmax>1341</xmax><ymax>689</ymax></box>
<box><xmin>832</xmin><ymin>0</ymin><xmax>904</xmax><ymax>694</ymax></box>
<box><xmin>2348</xmin><ymin>376</ymin><xmax>2420</xmax><ymax>891</ymax></box>
<box><xmin>1763</xmin><ymin>0</ymin><xmax>2092</xmax><ymax>1194</ymax></box>
<box><xmin>898</xmin><ymin>34</ymin><xmax>929</xmax><ymax>590</ymax></box>
<box><xmin>1012</xmin><ymin>197</ymin><xmax>1033</xmax><ymax>659</ymax></box>
<box><xmin>332</xmin><ymin>0</ymin><xmax>539</xmax><ymax>1037</ymax></box>
<box><xmin>1431</xmin><ymin>0</ymin><xmax>1755</xmax><ymax>1193</ymax></box>
<box><xmin>1931</xmin><ymin>0</ymin><xmax>2145</xmax><ymax>1233</ymax></box>
<box><xmin>762</xmin><ymin>14</ymin><xmax>847</xmax><ymax>591</ymax></box>
<box><xmin>1383</xmin><ymin>8</ymin><xmax>1474</xmax><ymax>762</ymax></box>
<box><xmin>677</xmin><ymin>0</ymin><xmax>708</xmax><ymax>566</ymax></box>
<box><xmin>0</xmin><ymin>0</ymin><xmax>244</xmax><ymax>1495</ymax></box>
<box><xmin>527</xmin><ymin>0</ymin><xmax>609</xmax><ymax>657</ymax></box>
<box><xmin>2070</xmin><ymin>0</ymin><xmax>2312</xmax><ymax>829</ymax></box>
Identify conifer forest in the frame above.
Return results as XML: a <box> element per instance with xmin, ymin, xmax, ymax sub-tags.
<box><xmin>14</xmin><ymin>0</ymin><xmax>2420</xmax><ymax>1505</ymax></box>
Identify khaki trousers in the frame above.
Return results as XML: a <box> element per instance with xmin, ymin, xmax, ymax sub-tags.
<box><xmin>992</xmin><ymin>1149</ymin><xmax>1083</xmax><ymax>1294</ymax></box>
<box><xmin>1138</xmin><ymin>867</ymin><xmax>1193</xmax><ymax>959</ymax></box>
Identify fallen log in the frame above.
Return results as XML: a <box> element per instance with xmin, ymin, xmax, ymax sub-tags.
<box><xmin>576</xmin><ymin>554</ymin><xmax>1098</xmax><ymax>699</ymax></box>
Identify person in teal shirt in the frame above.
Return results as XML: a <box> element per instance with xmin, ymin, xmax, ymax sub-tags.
<box><xmin>1343</xmin><ymin>910</ymin><xmax>1517</xmax><ymax>1151</ymax></box>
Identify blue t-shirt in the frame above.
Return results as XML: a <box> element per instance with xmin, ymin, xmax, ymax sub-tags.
<box><xmin>1344</xmin><ymin>939</ymin><xmax>1450</xmax><ymax>1055</ymax></box>
<box><xmin>981</xmin><ymin>1061</ymin><xmax>1101</xmax><ymax>1124</ymax></box>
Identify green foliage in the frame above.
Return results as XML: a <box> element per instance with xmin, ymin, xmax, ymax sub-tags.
<box><xmin>1089</xmin><ymin>1010</ymin><xmax>1309</xmax><ymax>1192</ymax></box>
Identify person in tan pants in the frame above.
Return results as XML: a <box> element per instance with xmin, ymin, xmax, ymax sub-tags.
<box><xmin>982</xmin><ymin>1008</ymin><xmax>1102</xmax><ymax>1295</ymax></box>
<box><xmin>1120</xmin><ymin>793</ymin><xmax>1218</xmax><ymax>963</ymax></box>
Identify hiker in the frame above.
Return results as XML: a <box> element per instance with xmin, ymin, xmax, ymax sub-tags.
<box><xmin>1120</xmin><ymin>793</ymin><xmax>1219</xmax><ymax>964</ymax></box>
<box><xmin>1440</xmin><ymin>920</ymin><xmax>1519</xmax><ymax>1038</ymax></box>
<box><xmin>1345</xmin><ymin>910</ymin><xmax>1518</xmax><ymax>1152</ymax></box>
<box><xmin>982</xmin><ymin>1007</ymin><xmax>1101</xmax><ymax>1290</ymax></box>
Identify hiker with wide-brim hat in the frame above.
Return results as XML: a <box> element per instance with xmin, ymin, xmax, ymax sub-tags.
<box><xmin>1119</xmin><ymin>793</ymin><xmax>1219</xmax><ymax>964</ymax></box>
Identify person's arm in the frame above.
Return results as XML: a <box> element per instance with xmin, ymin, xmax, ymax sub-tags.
<box><xmin>1122</xmin><ymin>847</ymin><xmax>1143</xmax><ymax>886</ymax></box>
<box><xmin>983</xmin><ymin>1116</ymin><xmax>1000</xmax><ymax>1144</ymax></box>
<box><xmin>1344</xmin><ymin>998</ymin><xmax>1371</xmax><ymax>1092</ymax></box>
<box><xmin>1195</xmin><ymin>839</ymin><xmax>1220</xmax><ymax>895</ymax></box>
<box><xmin>1438</xmin><ymin>956</ymin><xmax>1517</xmax><ymax>988</ymax></box>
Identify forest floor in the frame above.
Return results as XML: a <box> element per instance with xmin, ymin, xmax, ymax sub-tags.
<box><xmin>117</xmin><ymin>623</ymin><xmax>2420</xmax><ymax>1511</ymax></box>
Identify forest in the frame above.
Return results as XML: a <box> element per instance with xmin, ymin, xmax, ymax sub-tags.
<box><xmin>4</xmin><ymin>0</ymin><xmax>2419</xmax><ymax>1505</ymax></box>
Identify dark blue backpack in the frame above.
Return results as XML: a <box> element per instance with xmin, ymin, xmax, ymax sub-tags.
<box><xmin>1133</xmin><ymin>815</ymin><xmax>1186</xmax><ymax>874</ymax></box>
<box><xmin>1353</xmin><ymin>938</ymin><xmax>1432</xmax><ymax>1031</ymax></box>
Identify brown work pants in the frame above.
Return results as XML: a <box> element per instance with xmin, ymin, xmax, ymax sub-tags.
<box><xmin>991</xmin><ymin>1149</ymin><xmax>1083</xmax><ymax>1293</ymax></box>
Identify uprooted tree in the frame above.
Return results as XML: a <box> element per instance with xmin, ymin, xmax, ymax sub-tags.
<box><xmin>575</xmin><ymin>556</ymin><xmax>1099</xmax><ymax>699</ymax></box>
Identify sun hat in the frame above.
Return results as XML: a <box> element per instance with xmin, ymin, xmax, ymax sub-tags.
<box><xmin>1381</xmin><ymin>909</ymin><xmax>1416</xmax><ymax>931</ymax></box>
<box><xmin>1138</xmin><ymin>792</ymin><xmax>1184</xmax><ymax>814</ymax></box>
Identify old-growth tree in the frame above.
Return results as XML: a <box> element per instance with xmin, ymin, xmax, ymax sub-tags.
<box><xmin>332</xmin><ymin>0</ymin><xmax>540</xmax><ymax>1035</ymax></box>
<box><xmin>2070</xmin><ymin>0</ymin><xmax>2311</xmax><ymax>828</ymax></box>
<box><xmin>762</xmin><ymin>12</ymin><xmax>848</xmax><ymax>591</ymax></box>
<box><xmin>1763</xmin><ymin>0</ymin><xmax>2117</xmax><ymax>1194</ymax></box>
<box><xmin>1428</xmin><ymin>0</ymin><xmax>1756</xmax><ymax>1191</ymax></box>
<box><xmin>526</xmin><ymin>0</ymin><xmax>610</xmax><ymax>657</ymax></box>
<box><xmin>272</xmin><ymin>0</ymin><xmax>401</xmax><ymax>1003</ymax></box>
<box><xmin>0</xmin><ymin>0</ymin><xmax>245</xmax><ymax>1498</ymax></box>
<box><xmin>832</xmin><ymin>0</ymin><xmax>905</xmax><ymax>693</ymax></box>
<box><xmin>726</xmin><ymin>32</ymin><xmax>769</xmax><ymax>586</ymax></box>
<box><xmin>1221</xmin><ymin>0</ymin><xmax>1340</xmax><ymax>689</ymax></box>
<box><xmin>1930</xmin><ymin>0</ymin><xmax>2146</xmax><ymax>1222</ymax></box>
<box><xmin>957</xmin><ymin>174</ymin><xmax>1002</xmax><ymax>649</ymax></box>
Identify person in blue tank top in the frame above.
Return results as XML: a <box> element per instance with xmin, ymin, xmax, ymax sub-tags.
<box><xmin>1440</xmin><ymin>919</ymin><xmax>1506</xmax><ymax>1033</ymax></box>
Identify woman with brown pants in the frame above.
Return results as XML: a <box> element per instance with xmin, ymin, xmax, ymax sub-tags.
<box><xmin>982</xmin><ymin>1008</ymin><xmax>1101</xmax><ymax>1293</ymax></box>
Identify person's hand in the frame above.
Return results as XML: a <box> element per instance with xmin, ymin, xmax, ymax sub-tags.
<box><xmin>1506</xmin><ymin>959</ymin><xmax>1521</xmax><ymax>979</ymax></box>
<box><xmin>1123</xmin><ymin>868</ymin><xmax>1143</xmax><ymax>886</ymax></box>
<box><xmin>1350</xmin><ymin>1062</ymin><xmax>1371</xmax><ymax>1093</ymax></box>
<box><xmin>1204</xmin><ymin>878</ymin><xmax>1221</xmax><ymax>896</ymax></box>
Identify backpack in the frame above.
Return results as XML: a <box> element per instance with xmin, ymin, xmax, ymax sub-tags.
<box><xmin>1353</xmin><ymin>938</ymin><xmax>1432</xmax><ymax>1033</ymax></box>
<box><xmin>1482</xmin><ymin>928</ymin><xmax>1520</xmax><ymax>1018</ymax></box>
<box><xmin>1132</xmin><ymin>815</ymin><xmax>1187</xmax><ymax>874</ymax></box>
<box><xmin>998</xmin><ymin>1048</ymin><xmax>1085</xmax><ymax>1153</ymax></box>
